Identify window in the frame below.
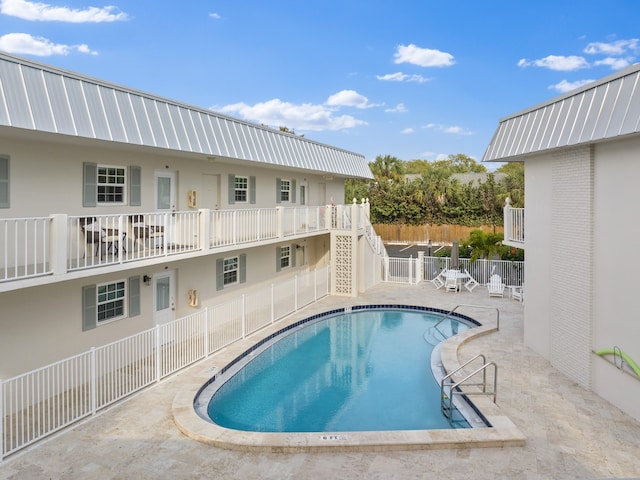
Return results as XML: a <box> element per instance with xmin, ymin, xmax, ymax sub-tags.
<box><xmin>228</xmin><ymin>175</ymin><xmax>255</xmax><ymax>204</ymax></box>
<box><xmin>276</xmin><ymin>178</ymin><xmax>296</xmax><ymax>204</ymax></box>
<box><xmin>216</xmin><ymin>254</ymin><xmax>246</xmax><ymax>290</ymax></box>
<box><xmin>97</xmin><ymin>280</ymin><xmax>126</xmax><ymax>323</ymax></box>
<box><xmin>0</xmin><ymin>155</ymin><xmax>8</xmax><ymax>208</ymax></box>
<box><xmin>276</xmin><ymin>245</ymin><xmax>296</xmax><ymax>271</ymax></box>
<box><xmin>82</xmin><ymin>276</ymin><xmax>139</xmax><ymax>331</ymax></box>
<box><xmin>280</xmin><ymin>179</ymin><xmax>291</xmax><ymax>202</ymax></box>
<box><xmin>279</xmin><ymin>246</ymin><xmax>291</xmax><ymax>269</ymax></box>
<box><xmin>97</xmin><ymin>165</ymin><xmax>126</xmax><ymax>203</ymax></box>
<box><xmin>223</xmin><ymin>256</ymin><xmax>239</xmax><ymax>286</ymax></box>
<box><xmin>234</xmin><ymin>176</ymin><xmax>248</xmax><ymax>202</ymax></box>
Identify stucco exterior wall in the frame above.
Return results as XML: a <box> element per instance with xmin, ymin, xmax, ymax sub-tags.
<box><xmin>0</xmin><ymin>135</ymin><xmax>344</xmax><ymax>218</ymax></box>
<box><xmin>523</xmin><ymin>158</ymin><xmax>553</xmax><ymax>358</ymax></box>
<box><xmin>592</xmin><ymin>136</ymin><xmax>640</xmax><ymax>421</ymax></box>
<box><xmin>524</xmin><ymin>138</ymin><xmax>640</xmax><ymax>422</ymax></box>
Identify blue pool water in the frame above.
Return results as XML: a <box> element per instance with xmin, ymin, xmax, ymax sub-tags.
<box><xmin>202</xmin><ymin>307</ymin><xmax>478</xmax><ymax>432</ymax></box>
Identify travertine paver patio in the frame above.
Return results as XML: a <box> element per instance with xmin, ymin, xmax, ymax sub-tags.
<box><xmin>1</xmin><ymin>282</ymin><xmax>639</xmax><ymax>479</ymax></box>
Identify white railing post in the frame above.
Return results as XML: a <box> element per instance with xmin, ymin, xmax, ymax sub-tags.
<box><xmin>504</xmin><ymin>197</ymin><xmax>513</xmax><ymax>242</ymax></box>
<box><xmin>155</xmin><ymin>325</ymin><xmax>161</xmax><ymax>383</ymax></box>
<box><xmin>199</xmin><ymin>209</ymin><xmax>210</xmax><ymax>251</ymax></box>
<box><xmin>241</xmin><ymin>294</ymin><xmax>246</xmax><ymax>338</ymax></box>
<box><xmin>417</xmin><ymin>252</ymin><xmax>424</xmax><ymax>284</ymax></box>
<box><xmin>90</xmin><ymin>347</ymin><xmax>96</xmax><ymax>415</ymax></box>
<box><xmin>276</xmin><ymin>207</ymin><xmax>284</xmax><ymax>238</ymax></box>
<box><xmin>0</xmin><ymin>377</ymin><xmax>4</xmax><ymax>462</ymax></box>
<box><xmin>50</xmin><ymin>214</ymin><xmax>68</xmax><ymax>275</ymax></box>
<box><xmin>204</xmin><ymin>307</ymin><xmax>209</xmax><ymax>357</ymax></box>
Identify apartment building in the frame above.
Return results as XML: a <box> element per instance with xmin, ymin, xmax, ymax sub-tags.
<box><xmin>0</xmin><ymin>52</ymin><xmax>378</xmax><ymax>379</ymax></box>
<box><xmin>485</xmin><ymin>62</ymin><xmax>640</xmax><ymax>422</ymax></box>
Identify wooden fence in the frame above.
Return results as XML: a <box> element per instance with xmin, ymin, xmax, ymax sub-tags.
<box><xmin>373</xmin><ymin>224</ymin><xmax>504</xmax><ymax>244</ymax></box>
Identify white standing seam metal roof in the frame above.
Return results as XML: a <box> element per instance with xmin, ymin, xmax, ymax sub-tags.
<box><xmin>482</xmin><ymin>62</ymin><xmax>640</xmax><ymax>162</ymax></box>
<box><xmin>0</xmin><ymin>52</ymin><xmax>373</xmax><ymax>179</ymax></box>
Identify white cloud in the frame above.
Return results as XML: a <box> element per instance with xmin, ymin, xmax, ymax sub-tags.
<box><xmin>325</xmin><ymin>89</ymin><xmax>381</xmax><ymax>109</ymax></box>
<box><xmin>584</xmin><ymin>38</ymin><xmax>639</xmax><ymax>55</ymax></box>
<box><xmin>0</xmin><ymin>0</ymin><xmax>128</xmax><ymax>22</ymax></box>
<box><xmin>423</xmin><ymin>123</ymin><xmax>472</xmax><ymax>135</ymax></box>
<box><xmin>209</xmin><ymin>12</ymin><xmax>220</xmax><ymax>19</ymax></box>
<box><xmin>0</xmin><ymin>32</ymin><xmax>97</xmax><ymax>55</ymax></box>
<box><xmin>400</xmin><ymin>127</ymin><xmax>414</xmax><ymax>134</ymax></box>
<box><xmin>219</xmin><ymin>98</ymin><xmax>366</xmax><ymax>132</ymax></box>
<box><xmin>376</xmin><ymin>72</ymin><xmax>430</xmax><ymax>83</ymax></box>
<box><xmin>593</xmin><ymin>57</ymin><xmax>632</xmax><ymax>70</ymax></box>
<box><xmin>517</xmin><ymin>55</ymin><xmax>589</xmax><ymax>71</ymax></box>
<box><xmin>393</xmin><ymin>44</ymin><xmax>454</xmax><ymax>68</ymax></box>
<box><xmin>385</xmin><ymin>103</ymin><xmax>407</xmax><ymax>113</ymax></box>
<box><xmin>549</xmin><ymin>79</ymin><xmax>595</xmax><ymax>93</ymax></box>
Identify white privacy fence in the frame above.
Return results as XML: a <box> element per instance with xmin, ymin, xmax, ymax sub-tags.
<box><xmin>0</xmin><ymin>266</ymin><xmax>331</xmax><ymax>461</ymax></box>
<box><xmin>383</xmin><ymin>255</ymin><xmax>524</xmax><ymax>287</ymax></box>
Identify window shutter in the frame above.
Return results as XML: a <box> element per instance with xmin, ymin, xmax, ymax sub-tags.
<box><xmin>291</xmin><ymin>179</ymin><xmax>296</xmax><ymax>203</ymax></box>
<box><xmin>129</xmin><ymin>166</ymin><xmax>141</xmax><ymax>206</ymax></box>
<box><xmin>249</xmin><ymin>176</ymin><xmax>256</xmax><ymax>204</ymax></box>
<box><xmin>216</xmin><ymin>258</ymin><xmax>224</xmax><ymax>291</ymax></box>
<box><xmin>83</xmin><ymin>162</ymin><xmax>97</xmax><ymax>207</ymax></box>
<box><xmin>82</xmin><ymin>284</ymin><xmax>97</xmax><ymax>331</ymax></box>
<box><xmin>228</xmin><ymin>174</ymin><xmax>235</xmax><ymax>205</ymax></box>
<box><xmin>276</xmin><ymin>247</ymin><xmax>281</xmax><ymax>272</ymax></box>
<box><xmin>240</xmin><ymin>254</ymin><xmax>247</xmax><ymax>284</ymax></box>
<box><xmin>276</xmin><ymin>178</ymin><xmax>281</xmax><ymax>203</ymax></box>
<box><xmin>291</xmin><ymin>245</ymin><xmax>297</xmax><ymax>267</ymax></box>
<box><xmin>129</xmin><ymin>276</ymin><xmax>141</xmax><ymax>317</ymax></box>
<box><xmin>0</xmin><ymin>156</ymin><xmax>8</xmax><ymax>208</ymax></box>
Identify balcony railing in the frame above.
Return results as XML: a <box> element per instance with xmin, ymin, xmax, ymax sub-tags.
<box><xmin>503</xmin><ymin>199</ymin><xmax>524</xmax><ymax>248</ymax></box>
<box><xmin>0</xmin><ymin>202</ymin><xmax>374</xmax><ymax>285</ymax></box>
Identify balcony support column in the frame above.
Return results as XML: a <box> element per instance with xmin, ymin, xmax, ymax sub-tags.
<box><xmin>50</xmin><ymin>214</ymin><xmax>68</xmax><ymax>275</ymax></box>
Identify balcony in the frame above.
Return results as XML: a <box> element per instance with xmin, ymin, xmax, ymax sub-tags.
<box><xmin>503</xmin><ymin>198</ymin><xmax>524</xmax><ymax>249</ymax></box>
<box><xmin>0</xmin><ymin>202</ymin><xmax>375</xmax><ymax>291</ymax></box>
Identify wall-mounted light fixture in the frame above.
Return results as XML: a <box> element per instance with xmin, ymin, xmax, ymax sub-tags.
<box><xmin>143</xmin><ymin>275</ymin><xmax>151</xmax><ymax>286</ymax></box>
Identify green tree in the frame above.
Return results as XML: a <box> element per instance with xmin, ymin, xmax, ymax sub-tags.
<box><xmin>464</xmin><ymin>229</ymin><xmax>504</xmax><ymax>262</ymax></box>
<box><xmin>369</xmin><ymin>154</ymin><xmax>404</xmax><ymax>184</ymax></box>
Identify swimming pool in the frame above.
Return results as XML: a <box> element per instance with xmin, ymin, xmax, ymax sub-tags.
<box><xmin>195</xmin><ymin>305</ymin><xmax>486</xmax><ymax>433</ymax></box>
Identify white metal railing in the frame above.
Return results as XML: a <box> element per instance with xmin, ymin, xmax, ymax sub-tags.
<box><xmin>503</xmin><ymin>198</ymin><xmax>524</xmax><ymax>246</ymax></box>
<box><xmin>423</xmin><ymin>256</ymin><xmax>524</xmax><ymax>287</ymax></box>
<box><xmin>0</xmin><ymin>266</ymin><xmax>330</xmax><ymax>461</ymax></box>
<box><xmin>381</xmin><ymin>255</ymin><xmax>524</xmax><ymax>286</ymax></box>
<box><xmin>2</xmin><ymin>202</ymin><xmax>371</xmax><ymax>284</ymax></box>
<box><xmin>0</xmin><ymin>217</ymin><xmax>52</xmax><ymax>281</ymax></box>
<box><xmin>67</xmin><ymin>212</ymin><xmax>201</xmax><ymax>271</ymax></box>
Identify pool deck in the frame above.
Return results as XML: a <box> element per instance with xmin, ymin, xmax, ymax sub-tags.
<box><xmin>2</xmin><ymin>283</ymin><xmax>640</xmax><ymax>479</ymax></box>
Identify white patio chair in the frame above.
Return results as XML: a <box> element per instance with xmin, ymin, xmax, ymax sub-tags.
<box><xmin>444</xmin><ymin>270</ymin><xmax>459</xmax><ymax>293</ymax></box>
<box><xmin>431</xmin><ymin>268</ymin><xmax>447</xmax><ymax>289</ymax></box>
<box><xmin>509</xmin><ymin>284</ymin><xmax>524</xmax><ymax>302</ymax></box>
<box><xmin>463</xmin><ymin>269</ymin><xmax>479</xmax><ymax>292</ymax></box>
<box><xmin>487</xmin><ymin>274</ymin><xmax>505</xmax><ymax>297</ymax></box>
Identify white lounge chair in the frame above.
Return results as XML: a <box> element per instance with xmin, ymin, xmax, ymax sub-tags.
<box><xmin>487</xmin><ymin>274</ymin><xmax>505</xmax><ymax>297</ymax></box>
<box><xmin>445</xmin><ymin>270</ymin><xmax>459</xmax><ymax>293</ymax></box>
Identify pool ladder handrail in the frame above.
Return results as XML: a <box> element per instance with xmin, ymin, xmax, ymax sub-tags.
<box><xmin>440</xmin><ymin>354</ymin><xmax>498</xmax><ymax>426</ymax></box>
<box><xmin>433</xmin><ymin>304</ymin><xmax>500</xmax><ymax>331</ymax></box>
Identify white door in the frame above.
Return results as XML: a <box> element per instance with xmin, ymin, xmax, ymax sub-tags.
<box><xmin>202</xmin><ymin>174</ymin><xmax>220</xmax><ymax>210</ymax></box>
<box><xmin>153</xmin><ymin>269</ymin><xmax>176</xmax><ymax>328</ymax></box>
<box><xmin>155</xmin><ymin>170</ymin><xmax>176</xmax><ymax>246</ymax></box>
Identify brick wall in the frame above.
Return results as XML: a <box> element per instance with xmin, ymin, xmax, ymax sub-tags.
<box><xmin>550</xmin><ymin>145</ymin><xmax>593</xmax><ymax>389</ymax></box>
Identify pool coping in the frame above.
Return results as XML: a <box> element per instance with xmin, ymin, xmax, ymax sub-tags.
<box><xmin>172</xmin><ymin>306</ymin><xmax>527</xmax><ymax>452</ymax></box>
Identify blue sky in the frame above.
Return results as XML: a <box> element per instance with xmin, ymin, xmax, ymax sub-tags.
<box><xmin>1</xmin><ymin>0</ymin><xmax>639</xmax><ymax>167</ymax></box>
